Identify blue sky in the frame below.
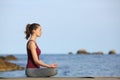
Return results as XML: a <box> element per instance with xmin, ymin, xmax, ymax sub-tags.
<box><xmin>0</xmin><ymin>0</ymin><xmax>120</xmax><ymax>54</ymax></box>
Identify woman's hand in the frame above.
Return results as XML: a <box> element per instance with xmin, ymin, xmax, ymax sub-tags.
<box><xmin>48</xmin><ymin>63</ymin><xmax>58</xmax><ymax>68</ymax></box>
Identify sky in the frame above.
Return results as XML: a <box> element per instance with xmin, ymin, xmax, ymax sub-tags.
<box><xmin>0</xmin><ymin>0</ymin><xmax>120</xmax><ymax>54</ymax></box>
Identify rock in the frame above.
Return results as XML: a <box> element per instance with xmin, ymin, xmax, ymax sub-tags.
<box><xmin>92</xmin><ymin>51</ymin><xmax>104</xmax><ymax>55</ymax></box>
<box><xmin>77</xmin><ymin>49</ymin><xmax>89</xmax><ymax>54</ymax></box>
<box><xmin>0</xmin><ymin>55</ymin><xmax>24</xmax><ymax>72</ymax></box>
<box><xmin>0</xmin><ymin>56</ymin><xmax>5</xmax><ymax>60</ymax></box>
<box><xmin>68</xmin><ymin>52</ymin><xmax>73</xmax><ymax>55</ymax></box>
<box><xmin>0</xmin><ymin>59</ymin><xmax>24</xmax><ymax>71</ymax></box>
<box><xmin>5</xmin><ymin>55</ymin><xmax>18</xmax><ymax>60</ymax></box>
<box><xmin>109</xmin><ymin>50</ymin><xmax>116</xmax><ymax>54</ymax></box>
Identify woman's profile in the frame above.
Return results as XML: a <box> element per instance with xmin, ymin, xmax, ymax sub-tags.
<box><xmin>24</xmin><ymin>23</ymin><xmax>57</xmax><ymax>77</ymax></box>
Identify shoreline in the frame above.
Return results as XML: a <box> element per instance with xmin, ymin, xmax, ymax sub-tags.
<box><xmin>0</xmin><ymin>77</ymin><xmax>120</xmax><ymax>80</ymax></box>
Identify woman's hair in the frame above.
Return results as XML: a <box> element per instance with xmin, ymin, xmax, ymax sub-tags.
<box><xmin>24</xmin><ymin>23</ymin><xmax>40</xmax><ymax>40</ymax></box>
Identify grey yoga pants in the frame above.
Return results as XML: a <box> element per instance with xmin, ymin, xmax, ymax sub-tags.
<box><xmin>26</xmin><ymin>68</ymin><xmax>57</xmax><ymax>77</ymax></box>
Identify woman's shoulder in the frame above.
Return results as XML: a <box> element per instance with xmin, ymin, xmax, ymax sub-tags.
<box><xmin>27</xmin><ymin>40</ymin><xmax>37</xmax><ymax>47</ymax></box>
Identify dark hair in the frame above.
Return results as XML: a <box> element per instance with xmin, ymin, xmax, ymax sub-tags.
<box><xmin>24</xmin><ymin>23</ymin><xmax>40</xmax><ymax>40</ymax></box>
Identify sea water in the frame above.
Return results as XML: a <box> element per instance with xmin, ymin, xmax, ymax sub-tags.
<box><xmin>0</xmin><ymin>54</ymin><xmax>120</xmax><ymax>78</ymax></box>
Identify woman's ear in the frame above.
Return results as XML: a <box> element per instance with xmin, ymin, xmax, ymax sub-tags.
<box><xmin>32</xmin><ymin>30</ymin><xmax>36</xmax><ymax>34</ymax></box>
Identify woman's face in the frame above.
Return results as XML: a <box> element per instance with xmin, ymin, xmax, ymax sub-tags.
<box><xmin>35</xmin><ymin>26</ymin><xmax>42</xmax><ymax>37</ymax></box>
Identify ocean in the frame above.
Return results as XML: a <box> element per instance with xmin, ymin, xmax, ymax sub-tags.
<box><xmin>0</xmin><ymin>54</ymin><xmax>120</xmax><ymax>78</ymax></box>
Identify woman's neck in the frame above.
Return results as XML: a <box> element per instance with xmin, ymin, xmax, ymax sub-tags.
<box><xmin>30</xmin><ymin>34</ymin><xmax>37</xmax><ymax>41</ymax></box>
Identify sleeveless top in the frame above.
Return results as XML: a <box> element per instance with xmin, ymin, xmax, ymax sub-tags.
<box><xmin>26</xmin><ymin>40</ymin><xmax>41</xmax><ymax>68</ymax></box>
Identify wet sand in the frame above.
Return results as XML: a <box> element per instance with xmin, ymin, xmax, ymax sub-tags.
<box><xmin>0</xmin><ymin>77</ymin><xmax>120</xmax><ymax>80</ymax></box>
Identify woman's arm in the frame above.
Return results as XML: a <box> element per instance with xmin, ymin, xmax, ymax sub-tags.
<box><xmin>28</xmin><ymin>41</ymin><xmax>57</xmax><ymax>68</ymax></box>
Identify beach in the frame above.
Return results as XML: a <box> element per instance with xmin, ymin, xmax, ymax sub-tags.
<box><xmin>0</xmin><ymin>77</ymin><xmax>120</xmax><ymax>80</ymax></box>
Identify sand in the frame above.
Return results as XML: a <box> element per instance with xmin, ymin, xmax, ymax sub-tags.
<box><xmin>0</xmin><ymin>77</ymin><xmax>120</xmax><ymax>80</ymax></box>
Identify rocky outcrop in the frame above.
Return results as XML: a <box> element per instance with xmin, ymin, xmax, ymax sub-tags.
<box><xmin>92</xmin><ymin>51</ymin><xmax>104</xmax><ymax>55</ymax></box>
<box><xmin>5</xmin><ymin>55</ymin><xmax>18</xmax><ymax>60</ymax></box>
<box><xmin>0</xmin><ymin>55</ymin><xmax>24</xmax><ymax>72</ymax></box>
<box><xmin>109</xmin><ymin>50</ymin><xmax>116</xmax><ymax>54</ymax></box>
<box><xmin>76</xmin><ymin>49</ymin><xmax>118</xmax><ymax>55</ymax></box>
<box><xmin>77</xmin><ymin>49</ymin><xmax>89</xmax><ymax>54</ymax></box>
<box><xmin>68</xmin><ymin>52</ymin><xmax>73</xmax><ymax>55</ymax></box>
<box><xmin>0</xmin><ymin>56</ymin><xmax>5</xmax><ymax>60</ymax></box>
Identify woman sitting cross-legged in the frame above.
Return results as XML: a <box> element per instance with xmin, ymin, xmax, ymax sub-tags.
<box><xmin>24</xmin><ymin>23</ymin><xmax>57</xmax><ymax>77</ymax></box>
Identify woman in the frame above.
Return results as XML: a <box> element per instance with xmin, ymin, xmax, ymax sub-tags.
<box><xmin>24</xmin><ymin>23</ymin><xmax>57</xmax><ymax>77</ymax></box>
